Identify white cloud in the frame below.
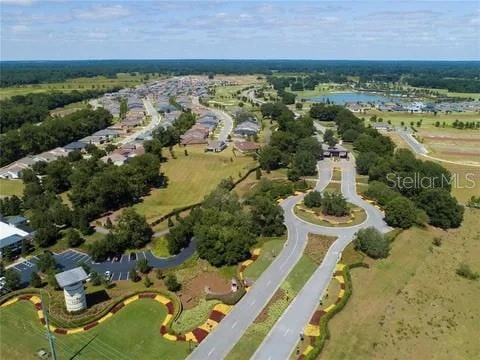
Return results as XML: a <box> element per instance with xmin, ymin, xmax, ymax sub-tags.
<box><xmin>0</xmin><ymin>0</ymin><xmax>35</xmax><ymax>5</ymax></box>
<box><xmin>9</xmin><ymin>24</ymin><xmax>29</xmax><ymax>32</ymax></box>
<box><xmin>76</xmin><ymin>5</ymin><xmax>130</xmax><ymax>20</ymax></box>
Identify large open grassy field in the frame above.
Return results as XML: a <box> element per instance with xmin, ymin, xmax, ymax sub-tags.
<box><xmin>0</xmin><ymin>73</ymin><xmax>164</xmax><ymax>99</ymax></box>
<box><xmin>0</xmin><ymin>299</ymin><xmax>190</xmax><ymax>360</ymax></box>
<box><xmin>320</xmin><ymin>208</ymin><xmax>480</xmax><ymax>360</ymax></box>
<box><xmin>134</xmin><ymin>145</ymin><xmax>256</xmax><ymax>223</ymax></box>
<box><xmin>365</xmin><ymin>110</ymin><xmax>479</xmax><ymax>129</ymax></box>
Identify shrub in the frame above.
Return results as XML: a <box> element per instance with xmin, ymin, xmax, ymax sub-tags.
<box><xmin>354</xmin><ymin>227</ymin><xmax>389</xmax><ymax>259</ymax></box>
<box><xmin>304</xmin><ymin>191</ymin><xmax>323</xmax><ymax>208</ymax></box>
<box><xmin>30</xmin><ymin>272</ymin><xmax>42</xmax><ymax>288</ymax></box>
<box><xmin>432</xmin><ymin>237</ymin><xmax>442</xmax><ymax>247</ymax></box>
<box><xmin>322</xmin><ymin>192</ymin><xmax>349</xmax><ymax>217</ymax></box>
<box><xmin>129</xmin><ymin>268</ymin><xmax>140</xmax><ymax>283</ymax></box>
<box><xmin>65</xmin><ymin>229</ymin><xmax>84</xmax><ymax>247</ymax></box>
<box><xmin>155</xmin><ymin>268</ymin><xmax>164</xmax><ymax>280</ymax></box>
<box><xmin>384</xmin><ymin>197</ymin><xmax>416</xmax><ymax>229</ymax></box>
<box><xmin>144</xmin><ymin>275</ymin><xmax>153</xmax><ymax>288</ymax></box>
<box><xmin>136</xmin><ymin>258</ymin><xmax>150</xmax><ymax>274</ymax></box>
<box><xmin>456</xmin><ymin>263</ymin><xmax>479</xmax><ymax>280</ymax></box>
<box><xmin>90</xmin><ymin>271</ymin><xmax>102</xmax><ymax>286</ymax></box>
<box><xmin>165</xmin><ymin>274</ymin><xmax>181</xmax><ymax>292</ymax></box>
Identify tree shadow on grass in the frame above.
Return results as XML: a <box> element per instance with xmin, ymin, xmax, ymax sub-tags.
<box><xmin>86</xmin><ymin>289</ymin><xmax>111</xmax><ymax>307</ymax></box>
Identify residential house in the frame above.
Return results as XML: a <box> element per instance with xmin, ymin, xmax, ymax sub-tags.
<box><xmin>206</xmin><ymin>140</ymin><xmax>227</xmax><ymax>153</ymax></box>
<box><xmin>233</xmin><ymin>141</ymin><xmax>262</xmax><ymax>154</ymax></box>
<box><xmin>64</xmin><ymin>141</ymin><xmax>88</xmax><ymax>152</ymax></box>
<box><xmin>234</xmin><ymin>120</ymin><xmax>260</xmax><ymax>137</ymax></box>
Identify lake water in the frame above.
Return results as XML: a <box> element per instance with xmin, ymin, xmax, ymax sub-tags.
<box><xmin>307</xmin><ymin>92</ymin><xmax>396</xmax><ymax>104</ymax></box>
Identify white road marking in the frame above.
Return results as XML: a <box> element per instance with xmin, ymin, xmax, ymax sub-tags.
<box><xmin>207</xmin><ymin>348</ymin><xmax>215</xmax><ymax>357</ymax></box>
<box><xmin>283</xmin><ymin>329</ymin><xmax>290</xmax><ymax>336</ymax></box>
<box><xmin>250</xmin><ymin>300</ymin><xmax>256</xmax><ymax>306</ymax></box>
<box><xmin>231</xmin><ymin>321</ymin><xmax>237</xmax><ymax>329</ymax></box>
<box><xmin>126</xmin><ymin>272</ymin><xmax>129</xmax><ymax>280</ymax></box>
<box><xmin>266</xmin><ymin>280</ymin><xmax>272</xmax><ymax>286</ymax></box>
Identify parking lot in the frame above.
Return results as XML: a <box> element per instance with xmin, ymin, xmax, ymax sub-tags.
<box><xmin>8</xmin><ymin>240</ymin><xmax>196</xmax><ymax>285</ymax></box>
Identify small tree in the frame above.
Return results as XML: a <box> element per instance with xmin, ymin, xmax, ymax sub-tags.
<box><xmin>255</xmin><ymin>167</ymin><xmax>262</xmax><ymax>180</ymax></box>
<box><xmin>129</xmin><ymin>268</ymin><xmax>140</xmax><ymax>282</ymax></box>
<box><xmin>354</xmin><ymin>227</ymin><xmax>390</xmax><ymax>259</ymax></box>
<box><xmin>144</xmin><ymin>275</ymin><xmax>153</xmax><ymax>288</ymax></box>
<box><xmin>155</xmin><ymin>268</ymin><xmax>164</xmax><ymax>280</ymax></box>
<box><xmin>90</xmin><ymin>271</ymin><xmax>102</xmax><ymax>286</ymax></box>
<box><xmin>37</xmin><ymin>252</ymin><xmax>56</xmax><ymax>273</ymax></box>
<box><xmin>30</xmin><ymin>272</ymin><xmax>42</xmax><ymax>288</ymax></box>
<box><xmin>167</xmin><ymin>217</ymin><xmax>174</xmax><ymax>227</ymax></box>
<box><xmin>384</xmin><ymin>197</ymin><xmax>416</xmax><ymax>229</ymax></box>
<box><xmin>4</xmin><ymin>269</ymin><xmax>21</xmax><ymax>291</ymax></box>
<box><xmin>165</xmin><ymin>274</ymin><xmax>181</xmax><ymax>292</ymax></box>
<box><xmin>304</xmin><ymin>191</ymin><xmax>322</xmax><ymax>208</ymax></box>
<box><xmin>136</xmin><ymin>258</ymin><xmax>150</xmax><ymax>274</ymax></box>
<box><xmin>47</xmin><ymin>270</ymin><xmax>60</xmax><ymax>290</ymax></box>
<box><xmin>65</xmin><ymin>229</ymin><xmax>84</xmax><ymax>247</ymax></box>
<box><xmin>105</xmin><ymin>217</ymin><xmax>113</xmax><ymax>229</ymax></box>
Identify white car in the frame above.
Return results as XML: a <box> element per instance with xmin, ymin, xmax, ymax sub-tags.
<box><xmin>104</xmin><ymin>271</ymin><xmax>111</xmax><ymax>280</ymax></box>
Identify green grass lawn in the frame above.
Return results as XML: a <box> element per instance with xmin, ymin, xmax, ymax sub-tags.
<box><xmin>227</xmin><ymin>255</ymin><xmax>317</xmax><ymax>360</ymax></box>
<box><xmin>294</xmin><ymin>203</ymin><xmax>367</xmax><ymax>227</ymax></box>
<box><xmin>0</xmin><ymin>179</ymin><xmax>24</xmax><ymax>197</ymax></box>
<box><xmin>134</xmin><ymin>145</ymin><xmax>256</xmax><ymax>223</ymax></box>
<box><xmin>244</xmin><ymin>237</ymin><xmax>287</xmax><ymax>280</ymax></box>
<box><xmin>365</xmin><ymin>110</ymin><xmax>479</xmax><ymax>129</ymax></box>
<box><xmin>0</xmin><ymin>299</ymin><xmax>190</xmax><ymax>360</ymax></box>
<box><xmin>151</xmin><ymin>236</ymin><xmax>171</xmax><ymax>258</ymax></box>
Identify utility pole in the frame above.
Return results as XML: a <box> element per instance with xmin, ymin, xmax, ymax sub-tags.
<box><xmin>41</xmin><ymin>294</ymin><xmax>57</xmax><ymax>360</ymax></box>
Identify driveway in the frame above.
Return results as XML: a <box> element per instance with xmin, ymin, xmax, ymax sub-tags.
<box><xmin>395</xmin><ymin>127</ymin><xmax>428</xmax><ymax>155</ymax></box>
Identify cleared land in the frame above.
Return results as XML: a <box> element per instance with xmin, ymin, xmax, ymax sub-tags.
<box><xmin>134</xmin><ymin>145</ymin><xmax>256</xmax><ymax>223</ymax></box>
<box><xmin>0</xmin><ymin>73</ymin><xmax>164</xmax><ymax>99</ymax></box>
<box><xmin>0</xmin><ymin>179</ymin><xmax>24</xmax><ymax>197</ymax></box>
<box><xmin>320</xmin><ymin>208</ymin><xmax>480</xmax><ymax>360</ymax></box>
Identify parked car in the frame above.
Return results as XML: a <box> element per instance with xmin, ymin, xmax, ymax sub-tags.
<box><xmin>104</xmin><ymin>271</ymin><xmax>111</xmax><ymax>280</ymax></box>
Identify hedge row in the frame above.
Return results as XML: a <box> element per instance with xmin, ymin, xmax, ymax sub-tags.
<box><xmin>305</xmin><ymin>265</ymin><xmax>355</xmax><ymax>360</ymax></box>
<box><xmin>0</xmin><ymin>288</ymin><xmax>181</xmax><ymax>329</ymax></box>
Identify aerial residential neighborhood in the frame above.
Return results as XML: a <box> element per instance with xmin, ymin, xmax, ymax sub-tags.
<box><xmin>0</xmin><ymin>1</ymin><xmax>479</xmax><ymax>360</ymax></box>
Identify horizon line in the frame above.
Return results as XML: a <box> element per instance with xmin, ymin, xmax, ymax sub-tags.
<box><xmin>1</xmin><ymin>58</ymin><xmax>479</xmax><ymax>63</ymax></box>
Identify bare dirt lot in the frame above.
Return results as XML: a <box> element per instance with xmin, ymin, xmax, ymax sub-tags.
<box><xmin>179</xmin><ymin>272</ymin><xmax>230</xmax><ymax>309</ymax></box>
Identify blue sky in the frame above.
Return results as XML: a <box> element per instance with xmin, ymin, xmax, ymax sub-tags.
<box><xmin>1</xmin><ymin>0</ymin><xmax>478</xmax><ymax>60</ymax></box>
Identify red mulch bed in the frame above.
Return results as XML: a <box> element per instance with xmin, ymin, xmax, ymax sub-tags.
<box><xmin>209</xmin><ymin>310</ymin><xmax>225</xmax><ymax>323</ymax></box>
<box><xmin>192</xmin><ymin>328</ymin><xmax>209</xmax><ymax>342</ymax></box>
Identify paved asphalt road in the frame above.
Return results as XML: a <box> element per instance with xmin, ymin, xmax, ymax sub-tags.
<box><xmin>396</xmin><ymin>127</ymin><xmax>428</xmax><ymax>155</ymax></box>
<box><xmin>187</xmin><ymin>161</ymin><xmax>333</xmax><ymax>360</ymax></box>
<box><xmin>10</xmin><ymin>240</ymin><xmax>196</xmax><ymax>285</ymax></box>
<box><xmin>252</xmin><ymin>159</ymin><xmax>390</xmax><ymax>360</ymax></box>
<box><xmin>210</xmin><ymin>107</ymin><xmax>233</xmax><ymax>143</ymax></box>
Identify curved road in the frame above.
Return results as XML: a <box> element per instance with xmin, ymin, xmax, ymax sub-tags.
<box><xmin>188</xmin><ymin>161</ymin><xmax>333</xmax><ymax>360</ymax></box>
<box><xmin>251</xmin><ymin>159</ymin><xmax>390</xmax><ymax>360</ymax></box>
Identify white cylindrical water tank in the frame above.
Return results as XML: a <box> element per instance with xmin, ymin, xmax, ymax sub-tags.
<box><xmin>63</xmin><ymin>281</ymin><xmax>87</xmax><ymax>312</ymax></box>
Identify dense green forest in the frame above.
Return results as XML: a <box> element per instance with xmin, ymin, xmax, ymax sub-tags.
<box><xmin>0</xmin><ymin>89</ymin><xmax>117</xmax><ymax>133</ymax></box>
<box><xmin>1</xmin><ymin>60</ymin><xmax>479</xmax><ymax>92</ymax></box>
<box><xmin>0</xmin><ymin>108</ymin><xmax>112</xmax><ymax>166</ymax></box>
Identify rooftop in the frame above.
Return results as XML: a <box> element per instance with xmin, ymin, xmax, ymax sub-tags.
<box><xmin>55</xmin><ymin>267</ymin><xmax>88</xmax><ymax>288</ymax></box>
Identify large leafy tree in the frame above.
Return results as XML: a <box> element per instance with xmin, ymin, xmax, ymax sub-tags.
<box><xmin>354</xmin><ymin>227</ymin><xmax>390</xmax><ymax>259</ymax></box>
<box><xmin>416</xmin><ymin>188</ymin><xmax>464</xmax><ymax>229</ymax></box>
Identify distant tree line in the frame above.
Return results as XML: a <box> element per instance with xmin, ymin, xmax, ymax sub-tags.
<box><xmin>1</xmin><ymin>60</ymin><xmax>477</xmax><ymax>92</ymax></box>
<box><xmin>0</xmin><ymin>89</ymin><xmax>117</xmax><ymax>133</ymax></box>
<box><xmin>0</xmin><ymin>108</ymin><xmax>112</xmax><ymax>166</ymax></box>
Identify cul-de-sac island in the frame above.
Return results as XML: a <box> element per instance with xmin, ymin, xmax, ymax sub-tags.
<box><xmin>0</xmin><ymin>2</ymin><xmax>479</xmax><ymax>360</ymax></box>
